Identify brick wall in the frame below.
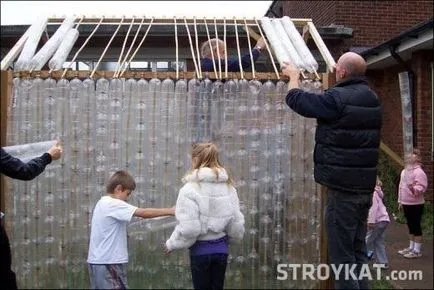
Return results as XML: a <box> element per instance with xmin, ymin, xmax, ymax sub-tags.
<box><xmin>283</xmin><ymin>0</ymin><xmax>433</xmax><ymax>50</ymax></box>
<box><xmin>413</xmin><ymin>51</ymin><xmax>433</xmax><ymax>201</ymax></box>
<box><xmin>282</xmin><ymin>1</ymin><xmax>337</xmax><ymax>26</ymax></box>
<box><xmin>282</xmin><ymin>0</ymin><xmax>433</xmax><ymax>200</ymax></box>
<box><xmin>366</xmin><ymin>52</ymin><xmax>433</xmax><ymax>201</ymax></box>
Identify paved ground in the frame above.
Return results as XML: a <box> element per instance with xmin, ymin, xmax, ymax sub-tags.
<box><xmin>381</xmin><ymin>219</ymin><xmax>433</xmax><ymax>289</ymax></box>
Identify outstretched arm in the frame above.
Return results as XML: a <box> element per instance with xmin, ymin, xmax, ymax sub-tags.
<box><xmin>134</xmin><ymin>207</ymin><xmax>175</xmax><ymax>219</ymax></box>
<box><xmin>285</xmin><ymin>88</ymin><xmax>340</xmax><ymax>120</ymax></box>
<box><xmin>282</xmin><ymin>61</ymin><xmax>340</xmax><ymax>120</ymax></box>
<box><xmin>1</xmin><ymin>148</ymin><xmax>52</xmax><ymax>180</ymax></box>
<box><xmin>227</xmin><ymin>49</ymin><xmax>261</xmax><ymax>72</ymax></box>
<box><xmin>0</xmin><ymin>142</ymin><xmax>62</xmax><ymax>181</ymax></box>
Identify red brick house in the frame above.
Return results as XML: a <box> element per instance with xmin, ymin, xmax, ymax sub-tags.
<box><xmin>361</xmin><ymin>20</ymin><xmax>433</xmax><ymax>201</ymax></box>
<box><xmin>267</xmin><ymin>1</ymin><xmax>433</xmax><ymax>200</ymax></box>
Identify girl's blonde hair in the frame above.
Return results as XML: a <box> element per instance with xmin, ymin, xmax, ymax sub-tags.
<box><xmin>185</xmin><ymin>142</ymin><xmax>233</xmax><ymax>185</ymax></box>
<box><xmin>413</xmin><ymin>148</ymin><xmax>422</xmax><ymax>164</ymax></box>
<box><xmin>376</xmin><ymin>176</ymin><xmax>382</xmax><ymax>187</ymax></box>
<box><xmin>405</xmin><ymin>148</ymin><xmax>423</xmax><ymax>165</ymax></box>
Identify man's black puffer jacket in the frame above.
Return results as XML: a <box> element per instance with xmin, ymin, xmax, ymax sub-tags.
<box><xmin>285</xmin><ymin>76</ymin><xmax>382</xmax><ymax>194</ymax></box>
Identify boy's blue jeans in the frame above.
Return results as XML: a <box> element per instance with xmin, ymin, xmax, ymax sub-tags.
<box><xmin>326</xmin><ymin>188</ymin><xmax>373</xmax><ymax>290</ymax></box>
<box><xmin>190</xmin><ymin>253</ymin><xmax>228</xmax><ymax>290</ymax></box>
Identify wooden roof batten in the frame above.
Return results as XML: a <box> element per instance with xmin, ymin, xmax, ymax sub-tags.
<box><xmin>1</xmin><ymin>16</ymin><xmax>335</xmax><ymax>80</ymax></box>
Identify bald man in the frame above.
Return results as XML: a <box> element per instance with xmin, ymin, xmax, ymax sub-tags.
<box><xmin>282</xmin><ymin>52</ymin><xmax>382</xmax><ymax>289</ymax></box>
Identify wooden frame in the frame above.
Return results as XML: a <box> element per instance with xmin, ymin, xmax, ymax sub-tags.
<box><xmin>0</xmin><ymin>16</ymin><xmax>405</xmax><ymax>290</ymax></box>
<box><xmin>10</xmin><ymin>70</ymin><xmax>324</xmax><ymax>81</ymax></box>
<box><xmin>1</xmin><ymin>16</ymin><xmax>337</xmax><ymax>74</ymax></box>
<box><xmin>0</xmin><ymin>71</ymin><xmax>12</xmax><ymax>226</ymax></box>
<box><xmin>45</xmin><ymin>17</ymin><xmax>314</xmax><ymax>26</ymax></box>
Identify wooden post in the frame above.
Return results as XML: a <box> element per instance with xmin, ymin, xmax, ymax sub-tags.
<box><xmin>380</xmin><ymin>141</ymin><xmax>404</xmax><ymax>168</ymax></box>
<box><xmin>302</xmin><ymin>25</ymin><xmax>310</xmax><ymax>43</ymax></box>
<box><xmin>1</xmin><ymin>70</ymin><xmax>12</xmax><ymax>224</ymax></box>
<box><xmin>319</xmin><ymin>186</ymin><xmax>333</xmax><ymax>289</ymax></box>
<box><xmin>319</xmin><ymin>72</ymin><xmax>335</xmax><ymax>290</ymax></box>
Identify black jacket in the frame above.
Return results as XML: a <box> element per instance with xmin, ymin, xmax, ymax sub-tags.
<box><xmin>0</xmin><ymin>148</ymin><xmax>52</xmax><ymax>181</ymax></box>
<box><xmin>285</xmin><ymin>77</ymin><xmax>382</xmax><ymax>193</ymax></box>
<box><xmin>201</xmin><ymin>48</ymin><xmax>261</xmax><ymax>73</ymax></box>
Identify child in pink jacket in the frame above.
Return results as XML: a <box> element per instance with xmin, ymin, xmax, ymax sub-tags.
<box><xmin>397</xmin><ymin>149</ymin><xmax>428</xmax><ymax>259</ymax></box>
<box><xmin>366</xmin><ymin>177</ymin><xmax>390</xmax><ymax>268</ymax></box>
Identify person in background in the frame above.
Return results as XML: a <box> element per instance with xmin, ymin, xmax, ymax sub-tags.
<box><xmin>0</xmin><ymin>141</ymin><xmax>63</xmax><ymax>290</ymax></box>
<box><xmin>366</xmin><ymin>177</ymin><xmax>390</xmax><ymax>269</ymax></box>
<box><xmin>281</xmin><ymin>52</ymin><xmax>382</xmax><ymax>289</ymax></box>
<box><xmin>200</xmin><ymin>37</ymin><xmax>266</xmax><ymax>73</ymax></box>
<box><xmin>397</xmin><ymin>148</ymin><xmax>428</xmax><ymax>259</ymax></box>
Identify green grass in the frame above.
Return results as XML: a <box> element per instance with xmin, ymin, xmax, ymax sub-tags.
<box><xmin>370</xmin><ymin>276</ymin><xmax>394</xmax><ymax>289</ymax></box>
<box><xmin>421</xmin><ymin>202</ymin><xmax>434</xmax><ymax>237</ymax></box>
<box><xmin>378</xmin><ymin>151</ymin><xmax>433</xmax><ymax>237</ymax></box>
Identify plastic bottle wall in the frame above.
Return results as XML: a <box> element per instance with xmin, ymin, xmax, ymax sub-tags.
<box><xmin>6</xmin><ymin>77</ymin><xmax>321</xmax><ymax>289</ymax></box>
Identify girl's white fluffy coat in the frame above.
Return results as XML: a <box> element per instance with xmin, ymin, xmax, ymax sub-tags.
<box><xmin>165</xmin><ymin>167</ymin><xmax>245</xmax><ymax>251</ymax></box>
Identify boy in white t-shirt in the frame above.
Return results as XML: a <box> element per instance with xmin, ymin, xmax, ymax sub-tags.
<box><xmin>87</xmin><ymin>170</ymin><xmax>175</xmax><ymax>289</ymax></box>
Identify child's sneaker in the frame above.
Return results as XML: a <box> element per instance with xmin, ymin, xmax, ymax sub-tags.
<box><xmin>397</xmin><ymin>248</ymin><xmax>412</xmax><ymax>255</ymax></box>
<box><xmin>403</xmin><ymin>251</ymin><xmax>422</xmax><ymax>259</ymax></box>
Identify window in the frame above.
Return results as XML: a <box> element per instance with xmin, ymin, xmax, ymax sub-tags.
<box><xmin>129</xmin><ymin>61</ymin><xmax>185</xmax><ymax>72</ymax></box>
<box><xmin>130</xmin><ymin>61</ymin><xmax>150</xmax><ymax>70</ymax></box>
<box><xmin>62</xmin><ymin>61</ymin><xmax>90</xmax><ymax>70</ymax></box>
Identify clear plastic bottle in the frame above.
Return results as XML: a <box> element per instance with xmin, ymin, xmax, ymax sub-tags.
<box><xmin>271</xmin><ymin>18</ymin><xmax>305</xmax><ymax>71</ymax></box>
<box><xmin>30</xmin><ymin>16</ymin><xmax>76</xmax><ymax>71</ymax></box>
<box><xmin>106</xmin><ymin>78</ymin><xmax>123</xmax><ymax>175</ymax></box>
<box><xmin>7</xmin><ymin>77</ymin><xmax>21</xmax><ymax>145</ymax></box>
<box><xmin>198</xmin><ymin>78</ymin><xmax>213</xmax><ymax>141</ymax></box>
<box><xmin>67</xmin><ymin>77</ymin><xmax>83</xmax><ymax>257</ymax></box>
<box><xmin>133</xmin><ymin>78</ymin><xmax>150</xmax><ymax>205</ymax></box>
<box><xmin>80</xmin><ymin>78</ymin><xmax>96</xmax><ymax>239</ymax></box>
<box><xmin>281</xmin><ymin>16</ymin><xmax>319</xmax><ymax>73</ymax></box>
<box><xmin>121</xmin><ymin>78</ymin><xmax>138</xmax><ymax>171</ymax></box>
<box><xmin>55</xmin><ymin>78</ymin><xmax>71</xmax><ymax>281</ymax></box>
<box><xmin>14</xmin><ymin>18</ymin><xmax>48</xmax><ymax>72</ymax></box>
<box><xmin>173</xmin><ymin>78</ymin><xmax>188</xmax><ymax>194</ymax></box>
<box><xmin>399</xmin><ymin>72</ymin><xmax>414</xmax><ymax>184</ymax></box>
<box><xmin>147</xmin><ymin>78</ymin><xmax>161</xmax><ymax>205</ymax></box>
<box><xmin>187</xmin><ymin>78</ymin><xmax>201</xmax><ymax>144</ymax></box>
<box><xmin>48</xmin><ymin>28</ymin><xmax>79</xmax><ymax>71</ymax></box>
<box><xmin>234</xmin><ymin>79</ymin><xmax>249</xmax><ymax>193</ymax></box>
<box><xmin>95</xmin><ymin>77</ymin><xmax>110</xmax><ymax>192</ymax></box>
<box><xmin>260</xmin><ymin>17</ymin><xmax>291</xmax><ymax>67</ymax></box>
<box><xmin>221</xmin><ymin>79</ymin><xmax>237</xmax><ymax>164</ymax></box>
<box><xmin>159</xmin><ymin>78</ymin><xmax>175</xmax><ymax>206</ymax></box>
<box><xmin>42</xmin><ymin>77</ymin><xmax>59</xmax><ymax>281</ymax></box>
<box><xmin>2</xmin><ymin>140</ymin><xmax>56</xmax><ymax>163</ymax></box>
<box><xmin>42</xmin><ymin>78</ymin><xmax>57</xmax><ymax>141</ymax></box>
<box><xmin>258</xmin><ymin>80</ymin><xmax>276</xmax><ymax>286</ymax></box>
<box><xmin>210</xmin><ymin>80</ymin><xmax>224</xmax><ymax>143</ymax></box>
<box><xmin>18</xmin><ymin>78</ymin><xmax>33</xmax><ymax>142</ymax></box>
<box><xmin>274</xmin><ymin>80</ymin><xmax>290</xmax><ymax>263</ymax></box>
